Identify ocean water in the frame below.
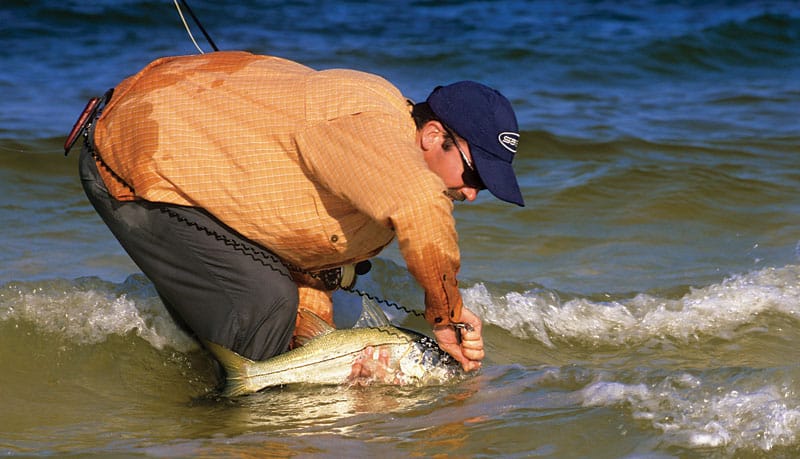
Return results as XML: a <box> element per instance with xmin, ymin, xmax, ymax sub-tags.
<box><xmin>2</xmin><ymin>1</ymin><xmax>799</xmax><ymax>457</ymax></box>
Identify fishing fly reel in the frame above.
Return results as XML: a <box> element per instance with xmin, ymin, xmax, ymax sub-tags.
<box><xmin>319</xmin><ymin>260</ymin><xmax>372</xmax><ymax>290</ymax></box>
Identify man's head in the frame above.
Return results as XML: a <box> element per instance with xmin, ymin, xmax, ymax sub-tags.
<box><xmin>413</xmin><ymin>81</ymin><xmax>524</xmax><ymax>207</ymax></box>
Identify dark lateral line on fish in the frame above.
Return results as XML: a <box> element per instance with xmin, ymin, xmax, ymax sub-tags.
<box><xmin>245</xmin><ymin>342</ymin><xmax>411</xmax><ymax>378</ymax></box>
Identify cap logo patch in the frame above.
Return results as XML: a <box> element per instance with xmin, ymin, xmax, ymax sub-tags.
<box><xmin>498</xmin><ymin>132</ymin><xmax>519</xmax><ymax>153</ymax></box>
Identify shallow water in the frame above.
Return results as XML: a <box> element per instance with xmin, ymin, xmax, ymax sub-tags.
<box><xmin>2</xmin><ymin>1</ymin><xmax>799</xmax><ymax>457</ymax></box>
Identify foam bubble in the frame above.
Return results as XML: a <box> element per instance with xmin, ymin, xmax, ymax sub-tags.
<box><xmin>580</xmin><ymin>381</ymin><xmax>650</xmax><ymax>407</ymax></box>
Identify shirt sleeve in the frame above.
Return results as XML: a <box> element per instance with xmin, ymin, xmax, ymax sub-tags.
<box><xmin>294</xmin><ymin>112</ymin><xmax>463</xmax><ymax>326</ymax></box>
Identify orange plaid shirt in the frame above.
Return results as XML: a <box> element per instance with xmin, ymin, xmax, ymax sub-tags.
<box><xmin>93</xmin><ymin>51</ymin><xmax>463</xmax><ymax>327</ymax></box>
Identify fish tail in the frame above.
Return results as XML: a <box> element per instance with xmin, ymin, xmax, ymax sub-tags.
<box><xmin>203</xmin><ymin>340</ymin><xmax>254</xmax><ymax>397</ymax></box>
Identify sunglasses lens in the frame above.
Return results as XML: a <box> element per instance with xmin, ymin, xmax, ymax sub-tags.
<box><xmin>447</xmin><ymin>126</ymin><xmax>487</xmax><ymax>190</ymax></box>
<box><xmin>463</xmin><ymin>170</ymin><xmax>486</xmax><ymax>190</ymax></box>
<box><xmin>461</xmin><ymin>160</ymin><xmax>486</xmax><ymax>189</ymax></box>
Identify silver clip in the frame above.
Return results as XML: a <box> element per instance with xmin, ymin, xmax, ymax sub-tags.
<box><xmin>452</xmin><ymin>322</ymin><xmax>474</xmax><ymax>344</ymax></box>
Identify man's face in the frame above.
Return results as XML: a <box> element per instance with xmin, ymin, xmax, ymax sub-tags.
<box><xmin>421</xmin><ymin>121</ymin><xmax>483</xmax><ymax>202</ymax></box>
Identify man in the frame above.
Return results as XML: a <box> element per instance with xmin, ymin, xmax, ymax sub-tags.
<box><xmin>77</xmin><ymin>50</ymin><xmax>524</xmax><ymax>379</ymax></box>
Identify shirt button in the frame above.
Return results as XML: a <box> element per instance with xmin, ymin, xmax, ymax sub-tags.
<box><xmin>330</xmin><ymin>234</ymin><xmax>339</xmax><ymax>243</ymax></box>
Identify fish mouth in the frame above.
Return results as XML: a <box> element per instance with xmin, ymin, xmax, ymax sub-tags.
<box><xmin>389</xmin><ymin>329</ymin><xmax>462</xmax><ymax>385</ymax></box>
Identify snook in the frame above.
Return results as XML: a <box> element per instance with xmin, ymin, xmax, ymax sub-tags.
<box><xmin>204</xmin><ymin>302</ymin><xmax>459</xmax><ymax>397</ymax></box>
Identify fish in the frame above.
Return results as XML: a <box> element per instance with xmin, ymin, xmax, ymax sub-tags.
<box><xmin>204</xmin><ymin>299</ymin><xmax>461</xmax><ymax>397</ymax></box>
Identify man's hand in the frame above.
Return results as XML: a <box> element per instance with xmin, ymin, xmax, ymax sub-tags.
<box><xmin>348</xmin><ymin>346</ymin><xmax>400</xmax><ymax>385</ymax></box>
<box><xmin>433</xmin><ymin>307</ymin><xmax>484</xmax><ymax>372</ymax></box>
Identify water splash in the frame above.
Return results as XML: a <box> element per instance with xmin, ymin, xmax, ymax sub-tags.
<box><xmin>0</xmin><ymin>276</ymin><xmax>197</xmax><ymax>352</ymax></box>
<box><xmin>577</xmin><ymin>367</ymin><xmax>800</xmax><ymax>453</ymax></box>
<box><xmin>467</xmin><ymin>264</ymin><xmax>800</xmax><ymax>347</ymax></box>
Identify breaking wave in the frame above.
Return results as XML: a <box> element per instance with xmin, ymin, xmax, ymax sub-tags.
<box><xmin>466</xmin><ymin>264</ymin><xmax>800</xmax><ymax>347</ymax></box>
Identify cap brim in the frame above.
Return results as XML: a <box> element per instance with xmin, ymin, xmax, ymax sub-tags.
<box><xmin>471</xmin><ymin>144</ymin><xmax>525</xmax><ymax>207</ymax></box>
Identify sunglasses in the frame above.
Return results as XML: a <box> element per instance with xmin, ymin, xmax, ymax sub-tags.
<box><xmin>443</xmin><ymin>127</ymin><xmax>486</xmax><ymax>190</ymax></box>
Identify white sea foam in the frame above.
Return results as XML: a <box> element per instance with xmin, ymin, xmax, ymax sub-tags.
<box><xmin>612</xmin><ymin>372</ymin><xmax>800</xmax><ymax>452</ymax></box>
<box><xmin>466</xmin><ymin>264</ymin><xmax>800</xmax><ymax>346</ymax></box>
<box><xmin>0</xmin><ymin>277</ymin><xmax>197</xmax><ymax>352</ymax></box>
<box><xmin>580</xmin><ymin>381</ymin><xmax>650</xmax><ymax>407</ymax></box>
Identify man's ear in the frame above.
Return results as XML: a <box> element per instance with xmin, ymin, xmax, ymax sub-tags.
<box><xmin>420</xmin><ymin>120</ymin><xmax>445</xmax><ymax>151</ymax></box>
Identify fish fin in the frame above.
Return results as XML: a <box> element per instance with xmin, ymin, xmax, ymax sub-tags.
<box><xmin>203</xmin><ymin>340</ymin><xmax>255</xmax><ymax>397</ymax></box>
<box><xmin>354</xmin><ymin>297</ymin><xmax>392</xmax><ymax>328</ymax></box>
<box><xmin>295</xmin><ymin>308</ymin><xmax>336</xmax><ymax>346</ymax></box>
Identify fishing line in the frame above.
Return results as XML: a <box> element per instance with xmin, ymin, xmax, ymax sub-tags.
<box><xmin>0</xmin><ymin>144</ymin><xmax>27</xmax><ymax>153</ymax></box>
<box><xmin>173</xmin><ymin>0</ymin><xmax>219</xmax><ymax>53</ymax></box>
<box><xmin>173</xmin><ymin>0</ymin><xmax>204</xmax><ymax>53</ymax></box>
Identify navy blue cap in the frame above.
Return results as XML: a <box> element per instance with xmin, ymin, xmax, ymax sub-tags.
<box><xmin>427</xmin><ymin>81</ymin><xmax>524</xmax><ymax>206</ymax></box>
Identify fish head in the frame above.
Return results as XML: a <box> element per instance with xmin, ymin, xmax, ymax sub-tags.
<box><xmin>393</xmin><ymin>328</ymin><xmax>462</xmax><ymax>385</ymax></box>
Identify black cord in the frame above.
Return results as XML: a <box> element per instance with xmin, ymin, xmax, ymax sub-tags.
<box><xmin>342</xmin><ymin>286</ymin><xmax>420</xmax><ymax>318</ymax></box>
<box><xmin>179</xmin><ymin>0</ymin><xmax>219</xmax><ymax>52</ymax></box>
<box><xmin>160</xmin><ymin>207</ymin><xmax>426</xmax><ymax>320</ymax></box>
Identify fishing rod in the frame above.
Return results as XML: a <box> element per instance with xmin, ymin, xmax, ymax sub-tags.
<box><xmin>173</xmin><ymin>0</ymin><xmax>219</xmax><ymax>53</ymax></box>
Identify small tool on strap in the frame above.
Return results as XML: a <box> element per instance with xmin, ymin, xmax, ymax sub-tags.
<box><xmin>64</xmin><ymin>88</ymin><xmax>114</xmax><ymax>156</ymax></box>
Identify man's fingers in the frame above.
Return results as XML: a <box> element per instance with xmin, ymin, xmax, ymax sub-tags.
<box><xmin>462</xmin><ymin>359</ymin><xmax>482</xmax><ymax>372</ymax></box>
<box><xmin>378</xmin><ymin>348</ymin><xmax>390</xmax><ymax>365</ymax></box>
<box><xmin>348</xmin><ymin>346</ymin><xmax>401</xmax><ymax>384</ymax></box>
